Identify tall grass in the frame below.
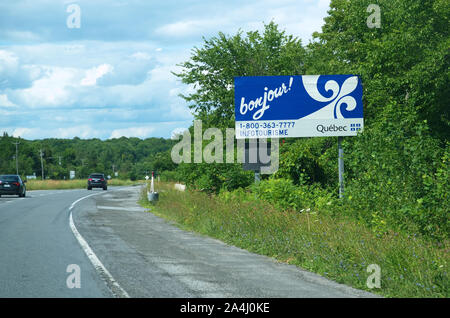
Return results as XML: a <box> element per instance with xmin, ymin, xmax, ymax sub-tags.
<box><xmin>140</xmin><ymin>184</ymin><xmax>449</xmax><ymax>298</ymax></box>
<box><xmin>26</xmin><ymin>179</ymin><xmax>143</xmax><ymax>190</ymax></box>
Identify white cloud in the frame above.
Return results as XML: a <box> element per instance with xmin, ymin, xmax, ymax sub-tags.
<box><xmin>11</xmin><ymin>125</ymin><xmax>105</xmax><ymax>139</ymax></box>
<box><xmin>153</xmin><ymin>0</ymin><xmax>330</xmax><ymax>44</ymax></box>
<box><xmin>0</xmin><ymin>50</ymin><xmax>43</xmax><ymax>89</ymax></box>
<box><xmin>155</xmin><ymin>18</ymin><xmax>225</xmax><ymax>37</ymax></box>
<box><xmin>10</xmin><ymin>66</ymin><xmax>79</xmax><ymax>108</ymax></box>
<box><xmin>81</xmin><ymin>64</ymin><xmax>114</xmax><ymax>86</ymax></box>
<box><xmin>11</xmin><ymin>127</ymin><xmax>33</xmax><ymax>138</ymax></box>
<box><xmin>109</xmin><ymin>126</ymin><xmax>156</xmax><ymax>139</ymax></box>
<box><xmin>0</xmin><ymin>50</ymin><xmax>18</xmax><ymax>70</ymax></box>
<box><xmin>0</xmin><ymin>94</ymin><xmax>17</xmax><ymax>107</ymax></box>
<box><xmin>131</xmin><ymin>52</ymin><xmax>152</xmax><ymax>60</ymax></box>
<box><xmin>1</xmin><ymin>0</ymin><xmax>331</xmax><ymax>139</ymax></box>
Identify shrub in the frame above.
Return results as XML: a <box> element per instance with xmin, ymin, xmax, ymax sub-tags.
<box><xmin>177</xmin><ymin>162</ymin><xmax>254</xmax><ymax>193</ymax></box>
<box><xmin>344</xmin><ymin>105</ymin><xmax>449</xmax><ymax>240</ymax></box>
<box><xmin>160</xmin><ymin>170</ymin><xmax>179</xmax><ymax>182</ymax></box>
<box><xmin>252</xmin><ymin>178</ymin><xmax>334</xmax><ymax>212</ymax></box>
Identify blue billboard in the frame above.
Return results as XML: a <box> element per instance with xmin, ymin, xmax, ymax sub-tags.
<box><xmin>234</xmin><ymin>75</ymin><xmax>364</xmax><ymax>138</ymax></box>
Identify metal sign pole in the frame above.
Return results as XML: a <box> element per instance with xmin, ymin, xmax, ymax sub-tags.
<box><xmin>254</xmin><ymin>171</ymin><xmax>260</xmax><ymax>184</ymax></box>
<box><xmin>338</xmin><ymin>136</ymin><xmax>344</xmax><ymax>198</ymax></box>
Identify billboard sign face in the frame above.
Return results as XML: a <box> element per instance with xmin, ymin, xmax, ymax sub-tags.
<box><xmin>235</xmin><ymin>75</ymin><xmax>363</xmax><ymax>139</ymax></box>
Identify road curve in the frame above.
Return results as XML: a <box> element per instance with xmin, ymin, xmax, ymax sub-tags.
<box><xmin>1</xmin><ymin>186</ymin><xmax>376</xmax><ymax>298</ymax></box>
<box><xmin>0</xmin><ymin>188</ymin><xmax>112</xmax><ymax>297</ymax></box>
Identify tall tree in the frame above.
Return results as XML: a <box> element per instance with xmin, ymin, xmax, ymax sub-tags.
<box><xmin>306</xmin><ymin>0</ymin><xmax>449</xmax><ymax>138</ymax></box>
<box><xmin>174</xmin><ymin>22</ymin><xmax>307</xmax><ymax>128</ymax></box>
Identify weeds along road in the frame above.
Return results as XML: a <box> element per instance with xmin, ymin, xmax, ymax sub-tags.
<box><xmin>0</xmin><ymin>186</ymin><xmax>376</xmax><ymax>298</ymax></box>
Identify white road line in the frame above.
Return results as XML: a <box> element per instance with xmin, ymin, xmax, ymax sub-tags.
<box><xmin>69</xmin><ymin>193</ymin><xmax>130</xmax><ymax>298</ymax></box>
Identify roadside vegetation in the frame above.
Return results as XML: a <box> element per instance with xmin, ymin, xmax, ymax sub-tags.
<box><xmin>140</xmin><ymin>182</ymin><xmax>448</xmax><ymax>298</ymax></box>
<box><xmin>172</xmin><ymin>0</ymin><xmax>449</xmax><ymax>243</ymax></box>
<box><xmin>139</xmin><ymin>0</ymin><xmax>449</xmax><ymax>298</ymax></box>
<box><xmin>26</xmin><ymin>178</ymin><xmax>143</xmax><ymax>191</ymax></box>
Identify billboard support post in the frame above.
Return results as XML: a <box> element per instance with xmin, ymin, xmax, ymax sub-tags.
<box><xmin>338</xmin><ymin>136</ymin><xmax>344</xmax><ymax>199</ymax></box>
<box><xmin>254</xmin><ymin>171</ymin><xmax>261</xmax><ymax>184</ymax></box>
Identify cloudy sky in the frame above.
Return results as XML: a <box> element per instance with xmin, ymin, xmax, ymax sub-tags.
<box><xmin>0</xmin><ymin>0</ymin><xmax>330</xmax><ymax>140</ymax></box>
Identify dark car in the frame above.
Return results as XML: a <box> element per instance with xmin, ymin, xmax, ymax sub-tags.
<box><xmin>0</xmin><ymin>175</ymin><xmax>26</xmax><ymax>197</ymax></box>
<box><xmin>87</xmin><ymin>173</ymin><xmax>107</xmax><ymax>190</ymax></box>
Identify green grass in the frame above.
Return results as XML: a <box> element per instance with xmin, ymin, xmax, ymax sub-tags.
<box><xmin>139</xmin><ymin>183</ymin><xmax>449</xmax><ymax>298</ymax></box>
<box><xmin>26</xmin><ymin>178</ymin><xmax>143</xmax><ymax>190</ymax></box>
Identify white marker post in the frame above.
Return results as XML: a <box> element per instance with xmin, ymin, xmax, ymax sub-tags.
<box><xmin>147</xmin><ymin>171</ymin><xmax>159</xmax><ymax>203</ymax></box>
<box><xmin>150</xmin><ymin>172</ymin><xmax>155</xmax><ymax>193</ymax></box>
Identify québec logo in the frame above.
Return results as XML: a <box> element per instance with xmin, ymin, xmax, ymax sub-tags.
<box><xmin>350</xmin><ymin>123</ymin><xmax>362</xmax><ymax>132</ymax></box>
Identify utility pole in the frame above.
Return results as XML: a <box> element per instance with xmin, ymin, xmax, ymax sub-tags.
<box><xmin>12</xmin><ymin>141</ymin><xmax>20</xmax><ymax>175</ymax></box>
<box><xmin>39</xmin><ymin>149</ymin><xmax>44</xmax><ymax>180</ymax></box>
<box><xmin>48</xmin><ymin>155</ymin><xmax>63</xmax><ymax>166</ymax></box>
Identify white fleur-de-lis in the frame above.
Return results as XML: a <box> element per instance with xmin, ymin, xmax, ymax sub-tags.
<box><xmin>302</xmin><ymin>75</ymin><xmax>359</xmax><ymax>119</ymax></box>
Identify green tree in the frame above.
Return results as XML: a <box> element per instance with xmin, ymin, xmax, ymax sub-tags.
<box><xmin>172</xmin><ymin>22</ymin><xmax>308</xmax><ymax>192</ymax></box>
<box><xmin>174</xmin><ymin>21</ymin><xmax>307</xmax><ymax>128</ymax></box>
<box><xmin>302</xmin><ymin>0</ymin><xmax>450</xmax><ymax>239</ymax></box>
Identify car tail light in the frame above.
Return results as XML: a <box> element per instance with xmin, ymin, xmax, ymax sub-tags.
<box><xmin>0</xmin><ymin>180</ymin><xmax>2</xmax><ymax>184</ymax></box>
<box><xmin>88</xmin><ymin>178</ymin><xmax>93</xmax><ymax>181</ymax></box>
<box><xmin>100</xmin><ymin>178</ymin><xmax>104</xmax><ymax>181</ymax></box>
<box><xmin>13</xmin><ymin>182</ymin><xmax>20</xmax><ymax>186</ymax></box>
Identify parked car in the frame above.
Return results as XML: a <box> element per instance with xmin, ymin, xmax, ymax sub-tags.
<box><xmin>0</xmin><ymin>175</ymin><xmax>26</xmax><ymax>197</ymax></box>
<box><xmin>87</xmin><ymin>173</ymin><xmax>107</xmax><ymax>190</ymax></box>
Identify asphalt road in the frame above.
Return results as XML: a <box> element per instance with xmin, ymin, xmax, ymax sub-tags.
<box><xmin>0</xmin><ymin>188</ymin><xmax>111</xmax><ymax>297</ymax></box>
<box><xmin>0</xmin><ymin>186</ymin><xmax>376</xmax><ymax>298</ymax></box>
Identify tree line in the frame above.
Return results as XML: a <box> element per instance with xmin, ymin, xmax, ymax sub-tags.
<box><xmin>0</xmin><ymin>132</ymin><xmax>177</xmax><ymax>180</ymax></box>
